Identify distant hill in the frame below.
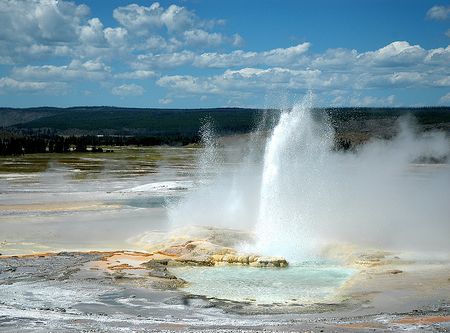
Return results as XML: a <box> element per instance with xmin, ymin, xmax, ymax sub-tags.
<box><xmin>1</xmin><ymin>106</ymin><xmax>449</xmax><ymax>155</ymax></box>
<box><xmin>0</xmin><ymin>107</ymin><xmax>263</xmax><ymax>136</ymax></box>
<box><xmin>1</xmin><ymin>106</ymin><xmax>450</xmax><ymax>137</ymax></box>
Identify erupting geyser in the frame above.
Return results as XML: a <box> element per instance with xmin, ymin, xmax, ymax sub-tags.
<box><xmin>169</xmin><ymin>94</ymin><xmax>450</xmax><ymax>261</ymax></box>
<box><xmin>253</xmin><ymin>93</ymin><xmax>334</xmax><ymax>259</ymax></box>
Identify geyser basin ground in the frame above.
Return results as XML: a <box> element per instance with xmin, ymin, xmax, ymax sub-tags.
<box><xmin>170</xmin><ymin>262</ymin><xmax>354</xmax><ymax>304</ymax></box>
<box><xmin>1</xmin><ymin>100</ymin><xmax>450</xmax><ymax>331</ymax></box>
<box><xmin>1</xmin><ymin>249</ymin><xmax>450</xmax><ymax>332</ymax></box>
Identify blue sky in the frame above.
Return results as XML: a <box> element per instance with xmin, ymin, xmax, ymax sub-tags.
<box><xmin>0</xmin><ymin>0</ymin><xmax>449</xmax><ymax>108</ymax></box>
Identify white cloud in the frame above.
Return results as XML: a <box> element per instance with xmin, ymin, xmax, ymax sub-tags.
<box><xmin>194</xmin><ymin>42</ymin><xmax>310</xmax><ymax>68</ymax></box>
<box><xmin>112</xmin><ymin>3</ymin><xmax>164</xmax><ymax>35</ymax></box>
<box><xmin>139</xmin><ymin>35</ymin><xmax>184</xmax><ymax>52</ymax></box>
<box><xmin>0</xmin><ymin>77</ymin><xmax>66</xmax><ymax>94</ymax></box>
<box><xmin>115</xmin><ymin>70</ymin><xmax>157</xmax><ymax>79</ymax></box>
<box><xmin>439</xmin><ymin>92</ymin><xmax>450</xmax><ymax>103</ymax></box>
<box><xmin>112</xmin><ymin>2</ymin><xmax>241</xmax><ymax>50</ymax></box>
<box><xmin>7</xmin><ymin>0</ymin><xmax>88</xmax><ymax>42</ymax></box>
<box><xmin>157</xmin><ymin>66</ymin><xmax>335</xmax><ymax>98</ymax></box>
<box><xmin>160</xmin><ymin>4</ymin><xmax>196</xmax><ymax>33</ymax></box>
<box><xmin>311</xmin><ymin>48</ymin><xmax>357</xmax><ymax>68</ymax></box>
<box><xmin>157</xmin><ymin>75</ymin><xmax>220</xmax><ymax>94</ymax></box>
<box><xmin>135</xmin><ymin>42</ymin><xmax>311</xmax><ymax>69</ymax></box>
<box><xmin>0</xmin><ymin>0</ymin><xmax>86</xmax><ymax>56</ymax></box>
<box><xmin>0</xmin><ymin>1</ymin><xmax>448</xmax><ymax>107</ymax></box>
<box><xmin>425</xmin><ymin>45</ymin><xmax>450</xmax><ymax>64</ymax></box>
<box><xmin>358</xmin><ymin>41</ymin><xmax>426</xmax><ymax>67</ymax></box>
<box><xmin>136</xmin><ymin>51</ymin><xmax>196</xmax><ymax>69</ymax></box>
<box><xmin>183</xmin><ymin>29</ymin><xmax>224</xmax><ymax>47</ymax></box>
<box><xmin>12</xmin><ymin>60</ymin><xmax>111</xmax><ymax>81</ymax></box>
<box><xmin>232</xmin><ymin>34</ymin><xmax>244</xmax><ymax>47</ymax></box>
<box><xmin>389</xmin><ymin>72</ymin><xmax>423</xmax><ymax>86</ymax></box>
<box><xmin>104</xmin><ymin>27</ymin><xmax>128</xmax><ymax>48</ymax></box>
<box><xmin>262</xmin><ymin>43</ymin><xmax>311</xmax><ymax>64</ymax></box>
<box><xmin>0</xmin><ymin>0</ymin><xmax>238</xmax><ymax>66</ymax></box>
<box><xmin>111</xmin><ymin>83</ymin><xmax>145</xmax><ymax>96</ymax></box>
<box><xmin>113</xmin><ymin>2</ymin><xmax>222</xmax><ymax>36</ymax></box>
<box><xmin>435</xmin><ymin>76</ymin><xmax>450</xmax><ymax>86</ymax></box>
<box><xmin>155</xmin><ymin>39</ymin><xmax>450</xmax><ymax>101</ymax></box>
<box><xmin>159</xmin><ymin>97</ymin><xmax>173</xmax><ymax>104</ymax></box>
<box><xmin>426</xmin><ymin>5</ymin><xmax>450</xmax><ymax>20</ymax></box>
<box><xmin>0</xmin><ymin>0</ymin><xmax>132</xmax><ymax>63</ymax></box>
<box><xmin>79</xmin><ymin>18</ymin><xmax>106</xmax><ymax>46</ymax></box>
<box><xmin>349</xmin><ymin>94</ymin><xmax>396</xmax><ymax>107</ymax></box>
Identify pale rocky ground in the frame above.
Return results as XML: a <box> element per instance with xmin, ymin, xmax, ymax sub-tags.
<box><xmin>0</xmin><ymin>226</ymin><xmax>449</xmax><ymax>332</ymax></box>
<box><xmin>1</xmin><ymin>148</ymin><xmax>449</xmax><ymax>332</ymax></box>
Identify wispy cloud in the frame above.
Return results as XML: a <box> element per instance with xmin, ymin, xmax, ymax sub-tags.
<box><xmin>426</xmin><ymin>5</ymin><xmax>450</xmax><ymax>20</ymax></box>
<box><xmin>112</xmin><ymin>83</ymin><xmax>145</xmax><ymax>96</ymax></box>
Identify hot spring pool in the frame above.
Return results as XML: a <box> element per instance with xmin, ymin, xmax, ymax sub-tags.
<box><xmin>170</xmin><ymin>262</ymin><xmax>355</xmax><ymax>304</ymax></box>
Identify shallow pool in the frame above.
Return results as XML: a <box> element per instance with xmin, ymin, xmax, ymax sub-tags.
<box><xmin>170</xmin><ymin>262</ymin><xmax>354</xmax><ymax>305</ymax></box>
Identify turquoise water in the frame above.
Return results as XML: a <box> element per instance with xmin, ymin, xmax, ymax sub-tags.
<box><xmin>170</xmin><ymin>262</ymin><xmax>354</xmax><ymax>304</ymax></box>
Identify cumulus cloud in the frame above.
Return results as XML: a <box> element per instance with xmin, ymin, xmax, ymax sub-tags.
<box><xmin>0</xmin><ymin>0</ymin><xmax>133</xmax><ymax>63</ymax></box>
<box><xmin>134</xmin><ymin>43</ymin><xmax>310</xmax><ymax>69</ymax></box>
<box><xmin>112</xmin><ymin>2</ymin><xmax>235</xmax><ymax>49</ymax></box>
<box><xmin>193</xmin><ymin>43</ymin><xmax>310</xmax><ymax>68</ymax></box>
<box><xmin>113</xmin><ymin>3</ymin><xmax>164</xmax><ymax>34</ymax></box>
<box><xmin>155</xmin><ymin>40</ymin><xmax>450</xmax><ymax>105</ymax></box>
<box><xmin>160</xmin><ymin>4</ymin><xmax>197</xmax><ymax>33</ymax></box>
<box><xmin>426</xmin><ymin>5</ymin><xmax>450</xmax><ymax>20</ymax></box>
<box><xmin>0</xmin><ymin>0</ymin><xmax>244</xmax><ymax>99</ymax></box>
<box><xmin>0</xmin><ymin>1</ymin><xmax>449</xmax><ymax>106</ymax></box>
<box><xmin>0</xmin><ymin>0</ymin><xmax>89</xmax><ymax>44</ymax></box>
<box><xmin>135</xmin><ymin>51</ymin><xmax>196</xmax><ymax>69</ymax></box>
<box><xmin>104</xmin><ymin>27</ymin><xmax>128</xmax><ymax>48</ymax></box>
<box><xmin>114</xmin><ymin>70</ymin><xmax>157</xmax><ymax>79</ymax></box>
<box><xmin>113</xmin><ymin>2</ymin><xmax>199</xmax><ymax>34</ymax></box>
<box><xmin>157</xmin><ymin>75</ymin><xmax>220</xmax><ymax>94</ymax></box>
<box><xmin>157</xmin><ymin>67</ymin><xmax>329</xmax><ymax>98</ymax></box>
<box><xmin>358</xmin><ymin>41</ymin><xmax>426</xmax><ymax>67</ymax></box>
<box><xmin>183</xmin><ymin>29</ymin><xmax>224</xmax><ymax>47</ymax></box>
<box><xmin>12</xmin><ymin>60</ymin><xmax>111</xmax><ymax>81</ymax></box>
<box><xmin>112</xmin><ymin>83</ymin><xmax>145</xmax><ymax>96</ymax></box>
<box><xmin>79</xmin><ymin>18</ymin><xmax>106</xmax><ymax>46</ymax></box>
<box><xmin>135</xmin><ymin>41</ymin><xmax>449</xmax><ymax>75</ymax></box>
<box><xmin>0</xmin><ymin>77</ymin><xmax>66</xmax><ymax>94</ymax></box>
<box><xmin>311</xmin><ymin>48</ymin><xmax>357</xmax><ymax>68</ymax></box>
<box><xmin>0</xmin><ymin>0</ymin><xmax>242</xmax><ymax>65</ymax></box>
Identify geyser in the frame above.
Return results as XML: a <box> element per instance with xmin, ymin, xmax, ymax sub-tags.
<box><xmin>253</xmin><ymin>93</ymin><xmax>333</xmax><ymax>258</ymax></box>
<box><xmin>168</xmin><ymin>94</ymin><xmax>450</xmax><ymax>261</ymax></box>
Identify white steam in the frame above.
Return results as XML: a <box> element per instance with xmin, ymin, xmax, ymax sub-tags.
<box><xmin>168</xmin><ymin>96</ymin><xmax>450</xmax><ymax>260</ymax></box>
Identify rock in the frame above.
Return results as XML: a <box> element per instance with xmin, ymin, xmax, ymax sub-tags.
<box><xmin>387</xmin><ymin>269</ymin><xmax>403</xmax><ymax>275</ymax></box>
<box><xmin>143</xmin><ymin>239</ymin><xmax>288</xmax><ymax>268</ymax></box>
<box><xmin>249</xmin><ymin>256</ymin><xmax>289</xmax><ymax>268</ymax></box>
<box><xmin>134</xmin><ymin>226</ymin><xmax>289</xmax><ymax>278</ymax></box>
<box><xmin>133</xmin><ymin>225</ymin><xmax>254</xmax><ymax>252</ymax></box>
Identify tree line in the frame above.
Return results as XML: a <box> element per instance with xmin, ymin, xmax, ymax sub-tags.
<box><xmin>0</xmin><ymin>133</ymin><xmax>200</xmax><ymax>156</ymax></box>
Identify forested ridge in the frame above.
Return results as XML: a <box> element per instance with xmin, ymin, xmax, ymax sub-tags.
<box><xmin>1</xmin><ymin>106</ymin><xmax>449</xmax><ymax>155</ymax></box>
